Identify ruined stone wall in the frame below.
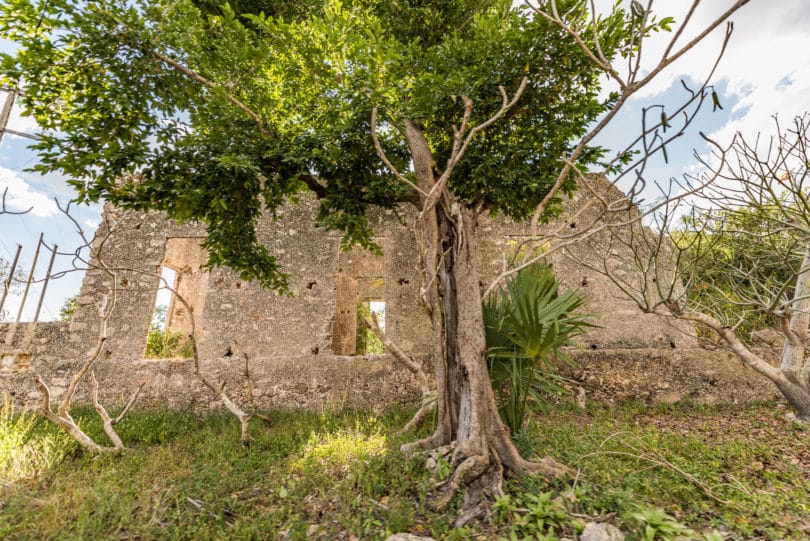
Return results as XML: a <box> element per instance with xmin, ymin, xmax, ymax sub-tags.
<box><xmin>0</xmin><ymin>176</ymin><xmax>782</xmax><ymax>412</ymax></box>
<box><xmin>62</xmin><ymin>176</ymin><xmax>696</xmax><ymax>362</ymax></box>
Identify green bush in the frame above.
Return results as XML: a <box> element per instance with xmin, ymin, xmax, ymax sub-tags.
<box><xmin>145</xmin><ymin>327</ymin><xmax>194</xmax><ymax>359</ymax></box>
<box><xmin>60</xmin><ymin>295</ymin><xmax>77</xmax><ymax>322</ymax></box>
<box><xmin>484</xmin><ymin>262</ymin><xmax>592</xmax><ymax>434</ymax></box>
<box><xmin>677</xmin><ymin>203</ymin><xmax>803</xmax><ymax>340</ymax></box>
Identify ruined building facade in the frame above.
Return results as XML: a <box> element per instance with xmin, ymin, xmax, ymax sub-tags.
<box><xmin>1</xmin><ymin>177</ymin><xmax>778</xmax><ymax>411</ymax></box>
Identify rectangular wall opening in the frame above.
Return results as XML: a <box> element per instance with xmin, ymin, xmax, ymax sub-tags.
<box><xmin>355</xmin><ymin>299</ymin><xmax>385</xmax><ymax>355</ymax></box>
<box><xmin>332</xmin><ymin>241</ymin><xmax>386</xmax><ymax>355</ymax></box>
<box><xmin>145</xmin><ymin>238</ymin><xmax>207</xmax><ymax>359</ymax></box>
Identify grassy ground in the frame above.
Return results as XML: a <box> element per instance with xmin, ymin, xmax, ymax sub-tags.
<box><xmin>1</xmin><ymin>399</ymin><xmax>808</xmax><ymax>540</ymax></box>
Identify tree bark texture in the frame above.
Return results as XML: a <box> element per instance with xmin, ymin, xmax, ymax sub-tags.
<box><xmin>677</xmin><ymin>306</ymin><xmax>810</xmax><ymax>422</ymax></box>
<box><xmin>402</xmin><ymin>121</ymin><xmax>568</xmax><ymax>521</ymax></box>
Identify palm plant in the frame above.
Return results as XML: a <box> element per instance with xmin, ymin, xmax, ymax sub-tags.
<box><xmin>484</xmin><ymin>263</ymin><xmax>592</xmax><ymax>434</ymax></box>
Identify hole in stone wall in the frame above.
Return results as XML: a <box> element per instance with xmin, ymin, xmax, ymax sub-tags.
<box><xmin>145</xmin><ymin>238</ymin><xmax>207</xmax><ymax>359</ymax></box>
<box><xmin>331</xmin><ymin>241</ymin><xmax>385</xmax><ymax>356</ymax></box>
<box><xmin>1</xmin><ymin>353</ymin><xmax>30</xmax><ymax>373</ymax></box>
<box><xmin>356</xmin><ymin>299</ymin><xmax>386</xmax><ymax>355</ymax></box>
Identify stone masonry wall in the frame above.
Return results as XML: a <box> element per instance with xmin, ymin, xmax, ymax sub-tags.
<box><xmin>0</xmin><ymin>176</ymin><xmax>781</xmax><ymax>412</ymax></box>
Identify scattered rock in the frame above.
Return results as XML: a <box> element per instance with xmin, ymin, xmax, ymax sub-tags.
<box><xmin>384</xmin><ymin>535</ymin><xmax>436</xmax><ymax>541</ymax></box>
<box><xmin>575</xmin><ymin>386</ymin><xmax>587</xmax><ymax>409</ymax></box>
<box><xmin>658</xmin><ymin>391</ymin><xmax>684</xmax><ymax>404</ymax></box>
<box><xmin>580</xmin><ymin>521</ymin><xmax>624</xmax><ymax>541</ymax></box>
<box><xmin>751</xmin><ymin>329</ymin><xmax>784</xmax><ymax>348</ymax></box>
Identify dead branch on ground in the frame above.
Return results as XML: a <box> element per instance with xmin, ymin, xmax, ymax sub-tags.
<box><xmin>573</xmin><ymin>431</ymin><xmax>744</xmax><ymax>509</ymax></box>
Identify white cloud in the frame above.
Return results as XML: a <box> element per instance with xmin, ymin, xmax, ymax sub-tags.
<box><xmin>620</xmin><ymin>1</ymin><xmax>810</xmax><ymax>147</ymax></box>
<box><xmin>83</xmin><ymin>217</ymin><xmax>100</xmax><ymax>230</ymax></box>
<box><xmin>0</xmin><ymin>166</ymin><xmax>58</xmax><ymax>216</ymax></box>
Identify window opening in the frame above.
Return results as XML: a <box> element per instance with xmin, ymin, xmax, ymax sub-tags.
<box><xmin>151</xmin><ymin>266</ymin><xmax>176</xmax><ymax>331</ymax></box>
<box><xmin>356</xmin><ymin>299</ymin><xmax>385</xmax><ymax>355</ymax></box>
<box><xmin>332</xmin><ymin>241</ymin><xmax>385</xmax><ymax>355</ymax></box>
<box><xmin>145</xmin><ymin>238</ymin><xmax>207</xmax><ymax>358</ymax></box>
<box><xmin>146</xmin><ymin>266</ymin><xmax>192</xmax><ymax>358</ymax></box>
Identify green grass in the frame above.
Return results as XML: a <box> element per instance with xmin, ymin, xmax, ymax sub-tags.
<box><xmin>1</xmin><ymin>400</ymin><xmax>808</xmax><ymax>540</ymax></box>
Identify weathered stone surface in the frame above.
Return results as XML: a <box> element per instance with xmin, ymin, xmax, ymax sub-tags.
<box><xmin>384</xmin><ymin>534</ymin><xmax>436</xmax><ymax>541</ymax></box>
<box><xmin>565</xmin><ymin>348</ymin><xmax>780</xmax><ymax>405</ymax></box>
<box><xmin>580</xmin><ymin>522</ymin><xmax>624</xmax><ymax>541</ymax></box>
<box><xmin>0</xmin><ymin>176</ymin><xmax>780</xmax><ymax>412</ymax></box>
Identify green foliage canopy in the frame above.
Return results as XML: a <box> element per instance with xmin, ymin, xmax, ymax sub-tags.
<box><xmin>0</xmin><ymin>0</ymin><xmax>643</xmax><ymax>289</ymax></box>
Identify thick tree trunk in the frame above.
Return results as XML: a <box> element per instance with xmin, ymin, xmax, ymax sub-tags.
<box><xmin>402</xmin><ymin>119</ymin><xmax>568</xmax><ymax>524</ymax></box>
<box><xmin>676</xmin><ymin>309</ymin><xmax>810</xmax><ymax>423</ymax></box>
<box><xmin>773</xmin><ymin>380</ymin><xmax>810</xmax><ymax>421</ymax></box>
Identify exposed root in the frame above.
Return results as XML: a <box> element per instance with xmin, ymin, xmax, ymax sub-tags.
<box><xmin>398</xmin><ymin>399</ymin><xmax>435</xmax><ymax>435</ymax></box>
<box><xmin>518</xmin><ymin>455</ymin><xmax>575</xmax><ymax>479</ymax></box>
<box><xmin>416</xmin><ymin>431</ymin><xmax>573</xmax><ymax>526</ymax></box>
<box><xmin>424</xmin><ymin>444</ymin><xmax>510</xmax><ymax>527</ymax></box>
<box><xmin>432</xmin><ymin>453</ymin><xmax>490</xmax><ymax>511</ymax></box>
<box><xmin>400</xmin><ymin>430</ymin><xmax>447</xmax><ymax>454</ymax></box>
<box><xmin>456</xmin><ymin>461</ymin><xmax>505</xmax><ymax>527</ymax></box>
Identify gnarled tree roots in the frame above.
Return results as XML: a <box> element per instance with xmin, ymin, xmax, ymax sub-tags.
<box><xmin>413</xmin><ymin>432</ymin><xmax>572</xmax><ymax>527</ymax></box>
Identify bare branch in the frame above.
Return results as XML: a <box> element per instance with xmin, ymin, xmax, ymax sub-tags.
<box><xmin>422</xmin><ymin>78</ymin><xmax>529</xmax><ymax>216</ymax></box>
<box><xmin>0</xmin><ymin>187</ymin><xmax>33</xmax><ymax>215</ymax></box>
<box><xmin>150</xmin><ymin>50</ymin><xmax>273</xmax><ymax>140</ymax></box>
<box><xmin>528</xmin><ymin>0</ymin><xmax>745</xmax><ymax>236</ymax></box>
<box><xmin>360</xmin><ymin>312</ymin><xmax>435</xmax><ymax>434</ymax></box>
<box><xmin>371</xmin><ymin>107</ymin><xmax>427</xmax><ymax>197</ymax></box>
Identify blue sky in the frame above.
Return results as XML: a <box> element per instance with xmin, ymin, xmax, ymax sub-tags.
<box><xmin>1</xmin><ymin>0</ymin><xmax>807</xmax><ymax>321</ymax></box>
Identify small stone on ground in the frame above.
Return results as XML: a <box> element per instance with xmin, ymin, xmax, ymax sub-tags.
<box><xmin>580</xmin><ymin>521</ymin><xmax>624</xmax><ymax>541</ymax></box>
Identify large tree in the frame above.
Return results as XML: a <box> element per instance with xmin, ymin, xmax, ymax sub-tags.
<box><xmin>0</xmin><ymin>0</ymin><xmax>748</xmax><ymax>520</ymax></box>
